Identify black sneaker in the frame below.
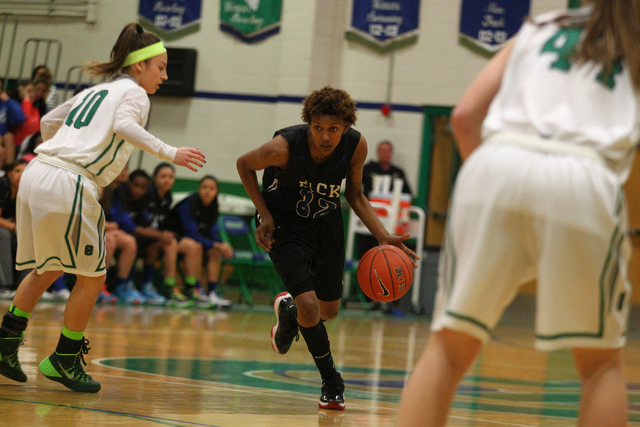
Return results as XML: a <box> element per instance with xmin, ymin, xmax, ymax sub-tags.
<box><xmin>270</xmin><ymin>292</ymin><xmax>299</xmax><ymax>354</ymax></box>
<box><xmin>0</xmin><ymin>333</ymin><xmax>27</xmax><ymax>382</ymax></box>
<box><xmin>319</xmin><ymin>372</ymin><xmax>345</xmax><ymax>410</ymax></box>
<box><xmin>38</xmin><ymin>338</ymin><xmax>101</xmax><ymax>393</ymax></box>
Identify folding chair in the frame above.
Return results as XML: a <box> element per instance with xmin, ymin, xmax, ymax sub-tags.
<box><xmin>217</xmin><ymin>215</ymin><xmax>283</xmax><ymax>305</ymax></box>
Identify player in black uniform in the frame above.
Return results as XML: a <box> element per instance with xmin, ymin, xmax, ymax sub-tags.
<box><xmin>236</xmin><ymin>86</ymin><xmax>418</xmax><ymax>410</ymax></box>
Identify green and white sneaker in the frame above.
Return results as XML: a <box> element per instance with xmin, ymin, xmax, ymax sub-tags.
<box><xmin>38</xmin><ymin>339</ymin><xmax>101</xmax><ymax>393</ymax></box>
<box><xmin>0</xmin><ymin>333</ymin><xmax>27</xmax><ymax>382</ymax></box>
<box><xmin>166</xmin><ymin>289</ymin><xmax>195</xmax><ymax>308</ymax></box>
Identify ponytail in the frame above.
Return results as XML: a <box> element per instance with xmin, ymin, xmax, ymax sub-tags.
<box><xmin>574</xmin><ymin>0</ymin><xmax>640</xmax><ymax>92</ymax></box>
<box><xmin>83</xmin><ymin>23</ymin><xmax>161</xmax><ymax>80</ymax></box>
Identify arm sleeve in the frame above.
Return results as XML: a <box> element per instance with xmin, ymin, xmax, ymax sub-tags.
<box><xmin>113</xmin><ymin>87</ymin><xmax>177</xmax><ymax>162</ymax></box>
<box><xmin>40</xmin><ymin>94</ymin><xmax>79</xmax><ymax>141</ymax></box>
<box><xmin>210</xmin><ymin>222</ymin><xmax>222</xmax><ymax>243</ymax></box>
<box><xmin>109</xmin><ymin>197</ymin><xmax>138</xmax><ymax>235</ymax></box>
<box><xmin>175</xmin><ymin>200</ymin><xmax>215</xmax><ymax>249</ymax></box>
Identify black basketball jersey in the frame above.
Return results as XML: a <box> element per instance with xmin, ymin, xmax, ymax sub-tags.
<box><xmin>262</xmin><ymin>124</ymin><xmax>361</xmax><ymax>219</ymax></box>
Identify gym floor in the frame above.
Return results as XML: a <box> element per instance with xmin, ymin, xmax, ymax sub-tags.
<box><xmin>1</xmin><ymin>295</ymin><xmax>639</xmax><ymax>426</ymax></box>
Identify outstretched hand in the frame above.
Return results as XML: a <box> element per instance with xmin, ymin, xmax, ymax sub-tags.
<box><xmin>173</xmin><ymin>147</ymin><xmax>206</xmax><ymax>171</ymax></box>
<box><xmin>380</xmin><ymin>233</ymin><xmax>420</xmax><ymax>268</ymax></box>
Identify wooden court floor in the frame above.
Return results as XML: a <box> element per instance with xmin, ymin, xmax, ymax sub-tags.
<box><xmin>1</xmin><ymin>296</ymin><xmax>639</xmax><ymax>426</ymax></box>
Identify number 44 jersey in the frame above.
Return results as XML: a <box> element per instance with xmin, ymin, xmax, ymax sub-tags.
<box><xmin>262</xmin><ymin>124</ymin><xmax>361</xmax><ymax>220</ymax></box>
<box><xmin>482</xmin><ymin>5</ymin><xmax>640</xmax><ymax>184</ymax></box>
<box><xmin>36</xmin><ymin>74</ymin><xmax>177</xmax><ymax>187</ymax></box>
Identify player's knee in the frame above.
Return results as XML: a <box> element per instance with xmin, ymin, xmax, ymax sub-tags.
<box><xmin>320</xmin><ymin>306</ymin><xmax>339</xmax><ymax>320</ymax></box>
<box><xmin>190</xmin><ymin>240</ymin><xmax>203</xmax><ymax>256</ymax></box>
<box><xmin>76</xmin><ymin>273</ymin><xmax>106</xmax><ymax>287</ymax></box>
<box><xmin>295</xmin><ymin>294</ymin><xmax>320</xmax><ymax>325</ymax></box>
<box><xmin>572</xmin><ymin>348</ymin><xmax>624</xmax><ymax>383</ymax></box>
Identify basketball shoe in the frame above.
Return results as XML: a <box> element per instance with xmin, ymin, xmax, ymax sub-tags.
<box><xmin>208</xmin><ymin>290</ymin><xmax>232</xmax><ymax>309</ymax></box>
<box><xmin>166</xmin><ymin>289</ymin><xmax>195</xmax><ymax>308</ymax></box>
<box><xmin>141</xmin><ymin>282</ymin><xmax>167</xmax><ymax>305</ymax></box>
<box><xmin>0</xmin><ymin>333</ymin><xmax>27</xmax><ymax>382</ymax></box>
<box><xmin>96</xmin><ymin>285</ymin><xmax>118</xmax><ymax>304</ymax></box>
<box><xmin>39</xmin><ymin>338</ymin><xmax>101</xmax><ymax>393</ymax></box>
<box><xmin>271</xmin><ymin>292</ymin><xmax>298</xmax><ymax>354</ymax></box>
<box><xmin>319</xmin><ymin>372</ymin><xmax>345</xmax><ymax>410</ymax></box>
<box><xmin>114</xmin><ymin>281</ymin><xmax>146</xmax><ymax>305</ymax></box>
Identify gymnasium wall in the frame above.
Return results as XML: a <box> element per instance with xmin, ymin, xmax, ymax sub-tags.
<box><xmin>4</xmin><ymin>0</ymin><xmax>568</xmax><ymax>191</ymax></box>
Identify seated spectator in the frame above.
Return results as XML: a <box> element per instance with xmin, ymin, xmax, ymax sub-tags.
<box><xmin>97</xmin><ymin>166</ymin><xmax>141</xmax><ymax>304</ymax></box>
<box><xmin>0</xmin><ymin>92</ymin><xmax>26</xmax><ymax>167</ymax></box>
<box><xmin>96</xmin><ymin>165</ymin><xmax>136</xmax><ymax>304</ymax></box>
<box><xmin>111</xmin><ymin>169</ymin><xmax>179</xmax><ymax>305</ymax></box>
<box><xmin>167</xmin><ymin>175</ymin><xmax>233</xmax><ymax>308</ymax></box>
<box><xmin>15</xmin><ymin>132</ymin><xmax>43</xmax><ymax>162</ymax></box>
<box><xmin>0</xmin><ymin>159</ymin><xmax>28</xmax><ymax>298</ymax></box>
<box><xmin>31</xmin><ymin>77</ymin><xmax>50</xmax><ymax>118</ymax></box>
<box><xmin>12</xmin><ymin>80</ymin><xmax>40</xmax><ymax>147</ymax></box>
<box><xmin>32</xmin><ymin>65</ymin><xmax>61</xmax><ymax>112</ymax></box>
<box><xmin>149</xmin><ymin>163</ymin><xmax>201</xmax><ymax>307</ymax></box>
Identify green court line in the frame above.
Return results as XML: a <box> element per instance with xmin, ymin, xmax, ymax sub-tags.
<box><xmin>96</xmin><ymin>357</ymin><xmax>640</xmax><ymax>422</ymax></box>
<box><xmin>0</xmin><ymin>397</ymin><xmax>219</xmax><ymax>427</ymax></box>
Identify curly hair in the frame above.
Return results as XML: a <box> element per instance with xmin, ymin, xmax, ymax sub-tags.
<box><xmin>301</xmin><ymin>86</ymin><xmax>358</xmax><ymax>127</ymax></box>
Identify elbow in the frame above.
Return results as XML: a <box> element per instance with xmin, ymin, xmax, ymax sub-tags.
<box><xmin>450</xmin><ymin>105</ymin><xmax>474</xmax><ymax>138</ymax></box>
<box><xmin>236</xmin><ymin>156</ymin><xmax>250</xmax><ymax>176</ymax></box>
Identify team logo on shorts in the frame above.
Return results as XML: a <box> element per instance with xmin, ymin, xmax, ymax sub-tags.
<box><xmin>84</xmin><ymin>245</ymin><xmax>94</xmax><ymax>256</ymax></box>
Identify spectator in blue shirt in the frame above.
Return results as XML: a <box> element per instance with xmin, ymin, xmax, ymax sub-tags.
<box><xmin>0</xmin><ymin>92</ymin><xmax>26</xmax><ymax>168</ymax></box>
<box><xmin>168</xmin><ymin>175</ymin><xmax>233</xmax><ymax>308</ymax></box>
<box><xmin>110</xmin><ymin>169</ymin><xmax>178</xmax><ymax>305</ymax></box>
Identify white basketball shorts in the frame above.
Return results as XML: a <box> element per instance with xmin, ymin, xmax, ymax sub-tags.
<box><xmin>15</xmin><ymin>159</ymin><xmax>107</xmax><ymax>277</ymax></box>
<box><xmin>431</xmin><ymin>136</ymin><xmax>631</xmax><ymax>351</ymax></box>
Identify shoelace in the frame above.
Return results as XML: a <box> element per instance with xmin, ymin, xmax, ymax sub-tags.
<box><xmin>5</xmin><ymin>338</ymin><xmax>25</xmax><ymax>367</ymax></box>
<box><xmin>79</xmin><ymin>338</ymin><xmax>91</xmax><ymax>366</ymax></box>
<box><xmin>65</xmin><ymin>338</ymin><xmax>92</xmax><ymax>382</ymax></box>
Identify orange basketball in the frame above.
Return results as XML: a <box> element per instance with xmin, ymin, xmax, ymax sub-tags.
<box><xmin>356</xmin><ymin>245</ymin><xmax>414</xmax><ymax>303</ymax></box>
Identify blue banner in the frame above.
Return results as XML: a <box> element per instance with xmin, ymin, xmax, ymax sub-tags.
<box><xmin>346</xmin><ymin>0</ymin><xmax>421</xmax><ymax>54</ymax></box>
<box><xmin>459</xmin><ymin>0</ymin><xmax>530</xmax><ymax>53</ymax></box>
<box><xmin>139</xmin><ymin>0</ymin><xmax>202</xmax><ymax>40</ymax></box>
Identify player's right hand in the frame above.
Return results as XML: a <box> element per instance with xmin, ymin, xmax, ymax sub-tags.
<box><xmin>173</xmin><ymin>147</ymin><xmax>205</xmax><ymax>171</ymax></box>
<box><xmin>255</xmin><ymin>216</ymin><xmax>275</xmax><ymax>251</ymax></box>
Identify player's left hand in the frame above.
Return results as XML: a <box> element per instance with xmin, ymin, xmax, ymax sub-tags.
<box><xmin>380</xmin><ymin>234</ymin><xmax>420</xmax><ymax>268</ymax></box>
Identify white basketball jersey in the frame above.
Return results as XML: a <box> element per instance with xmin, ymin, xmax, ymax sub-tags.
<box><xmin>36</xmin><ymin>75</ymin><xmax>175</xmax><ymax>187</ymax></box>
<box><xmin>483</xmin><ymin>6</ymin><xmax>640</xmax><ymax>183</ymax></box>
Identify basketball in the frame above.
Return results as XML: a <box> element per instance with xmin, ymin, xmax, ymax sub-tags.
<box><xmin>356</xmin><ymin>245</ymin><xmax>414</xmax><ymax>303</ymax></box>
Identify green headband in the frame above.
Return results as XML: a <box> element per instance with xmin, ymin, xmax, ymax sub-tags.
<box><xmin>122</xmin><ymin>42</ymin><xmax>167</xmax><ymax>67</ymax></box>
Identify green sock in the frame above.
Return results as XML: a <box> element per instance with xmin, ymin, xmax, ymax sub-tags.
<box><xmin>62</xmin><ymin>326</ymin><xmax>84</xmax><ymax>341</ymax></box>
<box><xmin>164</xmin><ymin>277</ymin><xmax>176</xmax><ymax>288</ymax></box>
<box><xmin>9</xmin><ymin>305</ymin><xmax>31</xmax><ymax>320</ymax></box>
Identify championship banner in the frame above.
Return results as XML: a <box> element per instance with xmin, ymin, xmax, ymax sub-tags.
<box><xmin>220</xmin><ymin>0</ymin><xmax>282</xmax><ymax>44</ymax></box>
<box><xmin>459</xmin><ymin>0</ymin><xmax>530</xmax><ymax>54</ymax></box>
<box><xmin>345</xmin><ymin>0</ymin><xmax>421</xmax><ymax>54</ymax></box>
<box><xmin>138</xmin><ymin>0</ymin><xmax>202</xmax><ymax>41</ymax></box>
